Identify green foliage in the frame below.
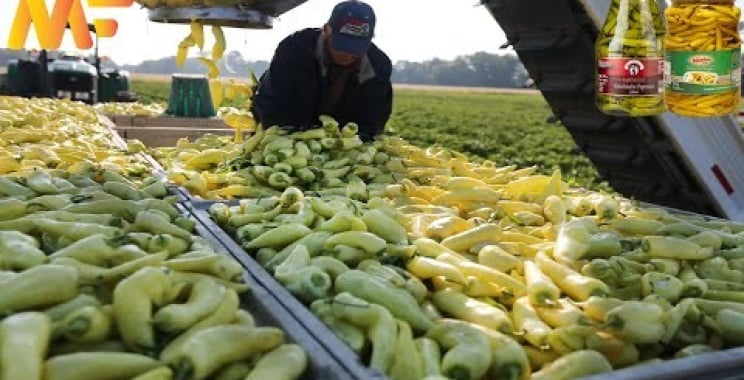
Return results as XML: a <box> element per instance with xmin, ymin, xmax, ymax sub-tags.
<box><xmin>130</xmin><ymin>80</ymin><xmax>246</xmax><ymax>108</ymax></box>
<box><xmin>130</xmin><ymin>80</ymin><xmax>170</xmax><ymax>104</ymax></box>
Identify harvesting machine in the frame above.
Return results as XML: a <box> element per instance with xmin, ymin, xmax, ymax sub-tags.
<box><xmin>0</xmin><ymin>23</ymin><xmax>137</xmax><ymax>104</ymax></box>
<box><xmin>143</xmin><ymin>0</ymin><xmax>744</xmax><ymax>222</ymax></box>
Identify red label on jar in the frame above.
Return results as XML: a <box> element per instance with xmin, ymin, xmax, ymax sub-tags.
<box><xmin>597</xmin><ymin>57</ymin><xmax>663</xmax><ymax>95</ymax></box>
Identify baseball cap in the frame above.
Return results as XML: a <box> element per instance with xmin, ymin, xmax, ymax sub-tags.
<box><xmin>327</xmin><ymin>1</ymin><xmax>376</xmax><ymax>56</ymax></box>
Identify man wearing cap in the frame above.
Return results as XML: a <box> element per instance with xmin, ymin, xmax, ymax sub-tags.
<box><xmin>251</xmin><ymin>0</ymin><xmax>393</xmax><ymax>142</ymax></box>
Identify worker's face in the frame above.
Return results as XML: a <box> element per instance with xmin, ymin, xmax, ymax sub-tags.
<box><xmin>323</xmin><ymin>25</ymin><xmax>360</xmax><ymax>67</ymax></box>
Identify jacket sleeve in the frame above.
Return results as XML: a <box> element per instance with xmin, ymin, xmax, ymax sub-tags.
<box><xmin>355</xmin><ymin>77</ymin><xmax>393</xmax><ymax>142</ymax></box>
<box><xmin>251</xmin><ymin>37</ymin><xmax>304</xmax><ymax>129</ymax></box>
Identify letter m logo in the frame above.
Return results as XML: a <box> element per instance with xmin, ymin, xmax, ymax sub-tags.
<box><xmin>8</xmin><ymin>0</ymin><xmax>133</xmax><ymax>50</ymax></box>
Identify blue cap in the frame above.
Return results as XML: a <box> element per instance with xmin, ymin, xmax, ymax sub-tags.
<box><xmin>327</xmin><ymin>1</ymin><xmax>376</xmax><ymax>56</ymax></box>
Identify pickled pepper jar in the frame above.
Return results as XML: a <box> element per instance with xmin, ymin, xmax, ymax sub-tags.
<box><xmin>664</xmin><ymin>0</ymin><xmax>742</xmax><ymax>117</ymax></box>
<box><xmin>596</xmin><ymin>0</ymin><xmax>666</xmax><ymax>116</ymax></box>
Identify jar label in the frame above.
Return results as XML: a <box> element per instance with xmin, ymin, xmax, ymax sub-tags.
<box><xmin>597</xmin><ymin>57</ymin><xmax>663</xmax><ymax>96</ymax></box>
<box><xmin>664</xmin><ymin>50</ymin><xmax>742</xmax><ymax>94</ymax></box>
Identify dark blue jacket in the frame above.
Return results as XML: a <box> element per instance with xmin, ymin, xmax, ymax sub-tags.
<box><xmin>251</xmin><ymin>28</ymin><xmax>393</xmax><ymax>141</ymax></box>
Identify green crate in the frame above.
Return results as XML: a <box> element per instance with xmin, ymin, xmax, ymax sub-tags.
<box><xmin>165</xmin><ymin>74</ymin><xmax>216</xmax><ymax>118</ymax></box>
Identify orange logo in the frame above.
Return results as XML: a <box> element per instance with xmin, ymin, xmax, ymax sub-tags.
<box><xmin>7</xmin><ymin>0</ymin><xmax>133</xmax><ymax>50</ymax></box>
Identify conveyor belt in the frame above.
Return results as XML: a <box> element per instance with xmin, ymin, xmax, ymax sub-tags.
<box><xmin>482</xmin><ymin>0</ymin><xmax>744</xmax><ymax>220</ymax></box>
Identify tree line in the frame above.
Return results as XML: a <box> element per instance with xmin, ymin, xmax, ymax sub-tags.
<box><xmin>1</xmin><ymin>49</ymin><xmax>531</xmax><ymax>88</ymax></box>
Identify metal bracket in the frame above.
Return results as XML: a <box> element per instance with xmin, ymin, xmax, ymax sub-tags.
<box><xmin>148</xmin><ymin>6</ymin><xmax>273</xmax><ymax>28</ymax></box>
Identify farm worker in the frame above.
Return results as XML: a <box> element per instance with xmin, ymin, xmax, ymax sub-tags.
<box><xmin>250</xmin><ymin>0</ymin><xmax>393</xmax><ymax>142</ymax></box>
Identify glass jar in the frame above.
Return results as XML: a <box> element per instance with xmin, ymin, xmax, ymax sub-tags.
<box><xmin>596</xmin><ymin>0</ymin><xmax>666</xmax><ymax>116</ymax></box>
<box><xmin>664</xmin><ymin>0</ymin><xmax>742</xmax><ymax>117</ymax></box>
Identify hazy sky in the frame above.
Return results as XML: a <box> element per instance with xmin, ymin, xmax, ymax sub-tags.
<box><xmin>0</xmin><ymin>0</ymin><xmax>509</xmax><ymax>65</ymax></box>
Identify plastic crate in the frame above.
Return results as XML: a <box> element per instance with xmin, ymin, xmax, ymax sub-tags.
<box><xmin>186</xmin><ymin>202</ymin><xmax>389</xmax><ymax>380</ymax></box>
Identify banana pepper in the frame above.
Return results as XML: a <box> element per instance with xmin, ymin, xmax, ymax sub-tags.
<box><xmin>0</xmin><ymin>311</ymin><xmax>50</xmax><ymax>380</ymax></box>
<box><xmin>603</xmin><ymin>301</ymin><xmax>666</xmax><ymax>344</ymax></box>
<box><xmin>425</xmin><ymin>319</ymin><xmax>492</xmax><ymax>380</ymax></box>
<box><xmin>335</xmin><ymin>270</ymin><xmax>433</xmax><ymax>332</ymax></box>
<box><xmin>112</xmin><ymin>266</ymin><xmax>170</xmax><ymax>354</ymax></box>
<box><xmin>331</xmin><ymin>292</ymin><xmax>397</xmax><ymax>374</ymax></box>
<box><xmin>0</xmin><ymin>230</ymin><xmax>46</xmax><ymax>270</ymax></box>
<box><xmin>274</xmin><ymin>245</ymin><xmax>332</xmax><ymax>303</ymax></box>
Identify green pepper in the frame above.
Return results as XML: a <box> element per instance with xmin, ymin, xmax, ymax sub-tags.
<box><xmin>0</xmin><ymin>312</ymin><xmax>50</xmax><ymax>380</ymax></box>
<box><xmin>317</xmin><ymin>211</ymin><xmax>367</xmax><ymax>233</ymax></box>
<box><xmin>281</xmin><ymin>199</ymin><xmax>315</xmax><ymax>227</ymax></box>
<box><xmin>159</xmin><ymin>288</ymin><xmax>240</xmax><ymax>364</ymax></box>
<box><xmin>147</xmin><ymin>234</ymin><xmax>190</xmax><ymax>257</ymax></box>
<box><xmin>611</xmin><ymin>217</ymin><xmax>664</xmax><ymax>236</ymax></box>
<box><xmin>33</xmin><ymin>219</ymin><xmax>121</xmax><ymax>242</ymax></box>
<box><xmin>42</xmin><ymin>352</ymin><xmax>161</xmax><ymax>380</ymax></box>
<box><xmin>586</xmin><ymin>330</ymin><xmax>640</xmax><ymax>368</ymax></box>
<box><xmin>703</xmin><ymin>278</ymin><xmax>744</xmax><ymax>292</ymax></box>
<box><xmin>153</xmin><ymin>278</ymin><xmax>227</xmax><ymax>333</ymax></box>
<box><xmin>310</xmin><ymin>299</ymin><xmax>366</xmax><ymax>354</ymax></box>
<box><xmin>703</xmin><ymin>290</ymin><xmax>744</xmax><ymax>303</ymax></box>
<box><xmin>696</xmin><ymin>257</ymin><xmax>744</xmax><ymax>283</ymax></box>
<box><xmin>130</xmin><ymin>366</ymin><xmax>173</xmax><ymax>380</ymax></box>
<box><xmin>133</xmin><ymin>211</ymin><xmax>192</xmax><ymax>242</ymax></box>
<box><xmin>43</xmin><ymin>294</ymin><xmax>101</xmax><ymax>321</ymax></box>
<box><xmin>425</xmin><ymin>319</ymin><xmax>492</xmax><ymax>380</ymax></box>
<box><xmin>0</xmin><ymin>230</ymin><xmax>46</xmax><ymax>270</ymax></box>
<box><xmin>0</xmin><ymin>264</ymin><xmax>78</xmax><ymax>316</ymax></box>
<box><xmin>0</xmin><ymin>176</ymin><xmax>36</xmax><ymax>199</ymax></box>
<box><xmin>103</xmin><ymin>181</ymin><xmax>148</xmax><ymax>200</ymax></box>
<box><xmin>603</xmin><ymin>301</ymin><xmax>665</xmax><ymax>344</ymax></box>
<box><xmin>359</xmin><ymin>259</ymin><xmax>406</xmax><ymax>287</ymax></box>
<box><xmin>389</xmin><ymin>320</ymin><xmax>425</xmax><ymax>380</ymax></box>
<box><xmin>309</xmin><ymin>256</ymin><xmax>349</xmax><ymax>280</ymax></box>
<box><xmin>112</xmin><ymin>266</ymin><xmax>170</xmax><ymax>354</ymax></box>
<box><xmin>680</xmin><ymin>265</ymin><xmax>708</xmax><ymax>298</ymax></box>
<box><xmin>687</xmin><ymin>231</ymin><xmax>723</xmax><ymax>250</ymax></box>
<box><xmin>274</xmin><ymin>245</ymin><xmax>332</xmax><ymax>303</ymax></box>
<box><xmin>323</xmin><ymin>231</ymin><xmax>387</xmax><ymax>256</ymax></box>
<box><xmin>641</xmin><ymin>236</ymin><xmax>713</xmax><ymax>260</ymax></box>
<box><xmin>28</xmin><ymin>210</ymin><xmax>122</xmax><ymax>226</ymax></box>
<box><xmin>718</xmin><ymin>247</ymin><xmax>744</xmax><ymax>260</ymax></box>
<box><xmin>530</xmin><ymin>350</ymin><xmax>612</xmax><ymax>380</ymax></box>
<box><xmin>361</xmin><ymin>209</ymin><xmax>408</xmax><ymax>245</ymax></box>
<box><xmin>54</xmin><ymin>305</ymin><xmax>114</xmax><ymax>344</ymax></box>
<box><xmin>263</xmin><ymin>231</ymin><xmax>333</xmax><ymax>273</ymax></box>
<box><xmin>336</xmin><ymin>269</ymin><xmax>433</xmax><ymax>332</ymax></box>
<box><xmin>330</xmin><ymin>292</ymin><xmax>397</xmax><ymax>374</ymax></box>
<box><xmin>244</xmin><ymin>344</ymin><xmax>307</xmax><ymax>380</ymax></box>
<box><xmin>244</xmin><ymin>223</ymin><xmax>313</xmax><ymax>250</ymax></box>
<box><xmin>164</xmin><ymin>252</ymin><xmax>243</xmax><ymax>282</ymax></box>
<box><xmin>167</xmin><ymin>325</ymin><xmax>285</xmax><ymax>380</ymax></box>
<box><xmin>213</xmin><ymin>362</ymin><xmax>254</xmax><ymax>380</ymax></box>
<box><xmin>716</xmin><ymin>309</ymin><xmax>744</xmax><ymax>346</ymax></box>
<box><xmin>641</xmin><ymin>271</ymin><xmax>684</xmax><ymax>303</ymax></box>
<box><xmin>0</xmin><ymin>198</ymin><xmax>29</xmax><ymax>220</ymax></box>
<box><xmin>660</xmin><ymin>298</ymin><xmax>695</xmax><ymax>345</ymax></box>
<box><xmin>432</xmin><ymin>289</ymin><xmax>513</xmax><ymax>334</ymax></box>
<box><xmin>552</xmin><ymin>219</ymin><xmax>590</xmax><ymax>263</ymax></box>
<box><xmin>415</xmin><ymin>337</ymin><xmax>442</xmax><ymax>377</ymax></box>
<box><xmin>345</xmin><ymin>177</ymin><xmax>368</xmax><ymax>201</ymax></box>
<box><xmin>648</xmin><ymin>258</ymin><xmax>681</xmax><ymax>276</ymax></box>
<box><xmin>49</xmin><ymin>234</ymin><xmax>144</xmax><ymax>266</ymax></box>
